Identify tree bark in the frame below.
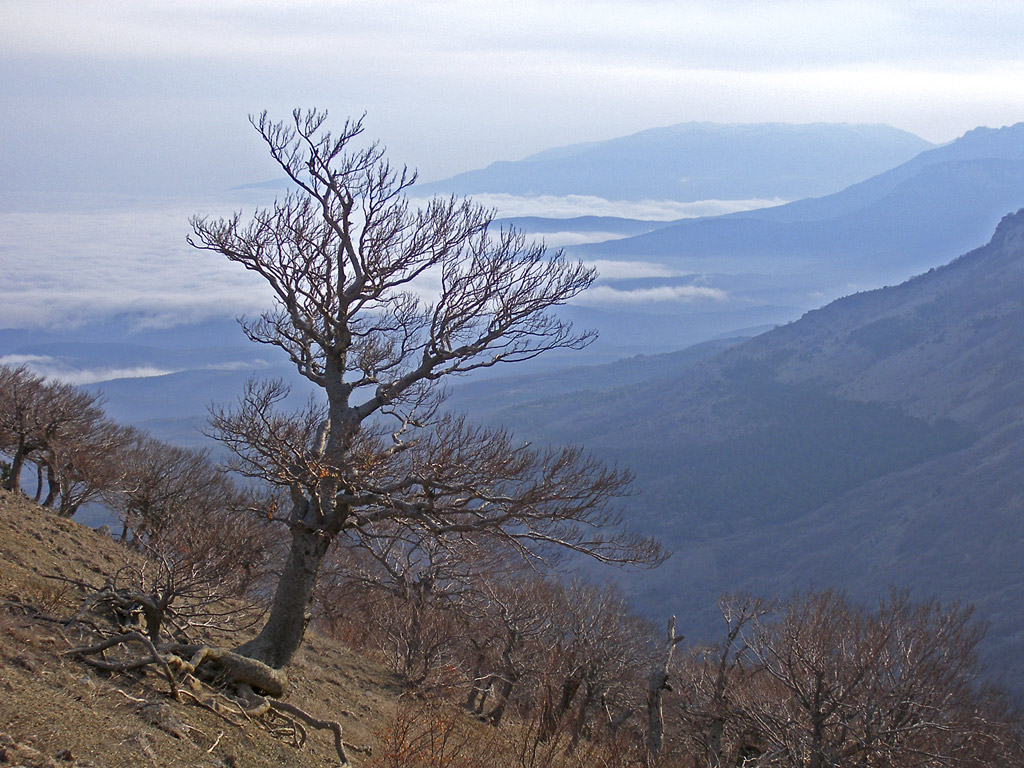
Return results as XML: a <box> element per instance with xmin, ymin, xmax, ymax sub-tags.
<box><xmin>33</xmin><ymin>463</ymin><xmax>43</xmax><ymax>502</ymax></box>
<box><xmin>486</xmin><ymin>674</ymin><xmax>517</xmax><ymax>727</ymax></box>
<box><xmin>4</xmin><ymin>442</ymin><xmax>27</xmax><ymax>493</ymax></box>
<box><xmin>41</xmin><ymin>463</ymin><xmax>57</xmax><ymax>508</ymax></box>
<box><xmin>647</xmin><ymin>616</ymin><xmax>683</xmax><ymax>765</ymax></box>
<box><xmin>234</xmin><ymin>525</ymin><xmax>332</xmax><ymax>669</ymax></box>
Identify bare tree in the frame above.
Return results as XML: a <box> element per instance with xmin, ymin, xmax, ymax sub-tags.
<box><xmin>0</xmin><ymin>365</ymin><xmax>50</xmax><ymax>493</ymax></box>
<box><xmin>730</xmin><ymin>590</ymin><xmax>1023</xmax><ymax>768</ymax></box>
<box><xmin>529</xmin><ymin>580</ymin><xmax>652</xmax><ymax>751</ymax></box>
<box><xmin>93</xmin><ymin>433</ymin><xmax>276</xmax><ymax>642</ymax></box>
<box><xmin>44</xmin><ymin>414</ymin><xmax>129</xmax><ymax>519</ymax></box>
<box><xmin>646</xmin><ymin>615</ymin><xmax>685</xmax><ymax>765</ymax></box>
<box><xmin>108</xmin><ymin>433</ymin><xmax>233</xmax><ymax>547</ymax></box>
<box><xmin>319</xmin><ymin>525</ymin><xmax>498</xmax><ymax>687</ymax></box>
<box><xmin>0</xmin><ymin>363</ymin><xmax>119</xmax><ymax>514</ymax></box>
<box><xmin>190</xmin><ymin>109</ymin><xmax>662</xmax><ymax>671</ymax></box>
<box><xmin>465</xmin><ymin>572</ymin><xmax>560</xmax><ymax>727</ymax></box>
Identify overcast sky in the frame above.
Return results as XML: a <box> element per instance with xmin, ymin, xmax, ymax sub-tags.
<box><xmin>3</xmin><ymin>0</ymin><xmax>1024</xmax><ymax>197</ymax></box>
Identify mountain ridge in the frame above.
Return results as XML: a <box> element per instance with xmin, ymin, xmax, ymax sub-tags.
<box><xmin>416</xmin><ymin>122</ymin><xmax>932</xmax><ymax>203</ymax></box>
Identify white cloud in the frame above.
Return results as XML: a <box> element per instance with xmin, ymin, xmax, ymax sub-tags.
<box><xmin>0</xmin><ymin>354</ymin><xmax>180</xmax><ymax>384</ymax></box>
<box><xmin>574</xmin><ymin>284</ymin><xmax>727</xmax><ymax>305</ymax></box>
<box><xmin>55</xmin><ymin>367</ymin><xmax>181</xmax><ymax>385</ymax></box>
<box><xmin>0</xmin><ymin>354</ymin><xmax>58</xmax><ymax>367</ymax></box>
<box><xmin>3</xmin><ymin>0</ymin><xmax>1024</xmax><ymax>192</ymax></box>
<box><xmin>0</xmin><ymin>201</ymin><xmax>274</xmax><ymax>328</ymax></box>
<box><xmin>408</xmin><ymin>194</ymin><xmax>786</xmax><ymax>221</ymax></box>
<box><xmin>6</xmin><ymin>1</ymin><xmax>1024</xmax><ymax>72</ymax></box>
<box><xmin>528</xmin><ymin>231</ymin><xmax>633</xmax><ymax>247</ymax></box>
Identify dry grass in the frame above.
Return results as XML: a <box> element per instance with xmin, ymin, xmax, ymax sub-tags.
<box><xmin>0</xmin><ymin>490</ymin><xmax>404</xmax><ymax>768</ymax></box>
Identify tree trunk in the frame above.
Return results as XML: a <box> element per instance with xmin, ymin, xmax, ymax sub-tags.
<box><xmin>568</xmin><ymin>681</ymin><xmax>596</xmax><ymax>753</ymax></box>
<box><xmin>647</xmin><ymin>616</ymin><xmax>683</xmax><ymax>766</ymax></box>
<box><xmin>4</xmin><ymin>443</ymin><xmax>27</xmax><ymax>493</ymax></box>
<box><xmin>465</xmin><ymin>650</ymin><xmax>491</xmax><ymax>713</ymax></box>
<box><xmin>234</xmin><ymin>525</ymin><xmax>331</xmax><ymax>669</ymax></box>
<box><xmin>33</xmin><ymin>463</ymin><xmax>43</xmax><ymax>502</ymax></box>
<box><xmin>486</xmin><ymin>674</ymin><xmax>517</xmax><ymax>727</ymax></box>
<box><xmin>41</xmin><ymin>463</ymin><xmax>57</xmax><ymax>508</ymax></box>
<box><xmin>540</xmin><ymin>674</ymin><xmax>581</xmax><ymax>742</ymax></box>
<box><xmin>57</xmin><ymin>499</ymin><xmax>79</xmax><ymax>519</ymax></box>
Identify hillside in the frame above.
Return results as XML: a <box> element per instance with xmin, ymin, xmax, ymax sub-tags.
<box><xmin>0</xmin><ymin>490</ymin><xmax>398</xmax><ymax>767</ymax></box>
<box><xmin>416</xmin><ymin>122</ymin><xmax>931</xmax><ymax>203</ymax></box>
<box><xmin>482</xmin><ymin>210</ymin><xmax>1024</xmax><ymax>695</ymax></box>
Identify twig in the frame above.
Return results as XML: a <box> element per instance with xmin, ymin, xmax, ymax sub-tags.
<box><xmin>206</xmin><ymin>730</ymin><xmax>224</xmax><ymax>753</ymax></box>
<box><xmin>68</xmin><ymin>631</ymin><xmax>179</xmax><ymax>698</ymax></box>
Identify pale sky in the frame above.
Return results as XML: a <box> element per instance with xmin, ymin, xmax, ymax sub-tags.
<box><xmin>3</xmin><ymin>0</ymin><xmax>1024</xmax><ymax>198</ymax></box>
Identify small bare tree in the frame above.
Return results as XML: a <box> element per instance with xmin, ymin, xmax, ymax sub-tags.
<box><xmin>731</xmin><ymin>590</ymin><xmax>1023</xmax><ymax>768</ymax></box>
<box><xmin>96</xmin><ymin>433</ymin><xmax>275</xmax><ymax>643</ymax></box>
<box><xmin>44</xmin><ymin>415</ymin><xmax>129</xmax><ymax>519</ymax></box>
<box><xmin>0</xmin><ymin>363</ymin><xmax>122</xmax><ymax>515</ymax></box>
<box><xmin>190</xmin><ymin>109</ymin><xmax>662</xmax><ymax>672</ymax></box>
<box><xmin>532</xmin><ymin>580</ymin><xmax>652</xmax><ymax>751</ymax></box>
<box><xmin>109</xmin><ymin>433</ymin><xmax>234</xmax><ymax>547</ymax></box>
<box><xmin>319</xmin><ymin>524</ymin><xmax>498</xmax><ymax>687</ymax></box>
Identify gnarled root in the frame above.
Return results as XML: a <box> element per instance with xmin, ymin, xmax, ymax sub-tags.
<box><xmin>67</xmin><ymin>634</ymin><xmax>365</xmax><ymax>765</ymax></box>
<box><xmin>164</xmin><ymin>643</ymin><xmax>288</xmax><ymax>698</ymax></box>
<box><xmin>68</xmin><ymin>635</ymin><xmax>287</xmax><ymax>697</ymax></box>
<box><xmin>269</xmin><ymin>699</ymin><xmax>351</xmax><ymax>765</ymax></box>
<box><xmin>69</xmin><ymin>631</ymin><xmax>180</xmax><ymax>697</ymax></box>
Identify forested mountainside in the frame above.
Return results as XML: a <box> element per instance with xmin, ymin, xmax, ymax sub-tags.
<box><xmin>487</xmin><ymin>210</ymin><xmax>1024</xmax><ymax>695</ymax></box>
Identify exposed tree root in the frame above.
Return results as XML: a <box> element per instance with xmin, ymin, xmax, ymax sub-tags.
<box><xmin>64</xmin><ymin>629</ymin><xmax>367</xmax><ymax>765</ymax></box>
<box><xmin>69</xmin><ymin>631</ymin><xmax>179</xmax><ymax>697</ymax></box>
<box><xmin>163</xmin><ymin>643</ymin><xmax>288</xmax><ymax>698</ymax></box>
<box><xmin>269</xmin><ymin>698</ymin><xmax>351</xmax><ymax>765</ymax></box>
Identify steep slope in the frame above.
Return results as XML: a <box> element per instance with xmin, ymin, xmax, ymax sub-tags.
<box><xmin>417</xmin><ymin>123</ymin><xmax>931</xmax><ymax>202</ymax></box>
<box><xmin>487</xmin><ymin>211</ymin><xmax>1024</xmax><ymax>695</ymax></box>
<box><xmin>0</xmin><ymin>490</ymin><xmax>400</xmax><ymax>767</ymax></box>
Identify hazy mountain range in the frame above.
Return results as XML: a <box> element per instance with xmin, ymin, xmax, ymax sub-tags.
<box><xmin>416</xmin><ymin>122</ymin><xmax>932</xmax><ymax>202</ymax></box>
<box><xmin>551</xmin><ymin>123</ymin><xmax>1024</xmax><ymax>360</ymax></box>
<box><xmin>466</xmin><ymin>211</ymin><xmax>1024</xmax><ymax>694</ymax></box>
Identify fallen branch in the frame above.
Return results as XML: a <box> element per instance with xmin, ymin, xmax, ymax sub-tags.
<box><xmin>269</xmin><ymin>699</ymin><xmax>352</xmax><ymax>766</ymax></box>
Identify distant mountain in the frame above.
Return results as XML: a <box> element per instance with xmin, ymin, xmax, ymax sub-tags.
<box><xmin>479</xmin><ymin>211</ymin><xmax>1024</xmax><ymax>696</ymax></box>
<box><xmin>416</xmin><ymin>123</ymin><xmax>932</xmax><ymax>202</ymax></box>
<box><xmin>582</xmin><ymin>124</ymin><xmax>1024</xmax><ymax>290</ymax></box>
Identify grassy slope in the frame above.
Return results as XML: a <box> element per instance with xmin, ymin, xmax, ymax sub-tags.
<box><xmin>0</xmin><ymin>489</ymin><xmax>401</xmax><ymax>768</ymax></box>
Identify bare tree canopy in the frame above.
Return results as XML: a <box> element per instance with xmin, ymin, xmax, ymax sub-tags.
<box><xmin>0</xmin><ymin>363</ymin><xmax>124</xmax><ymax>515</ymax></box>
<box><xmin>190</xmin><ymin>109</ymin><xmax>662</xmax><ymax>671</ymax></box>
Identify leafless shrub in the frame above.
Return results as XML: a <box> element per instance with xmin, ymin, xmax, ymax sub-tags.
<box><xmin>669</xmin><ymin>590</ymin><xmax>1024</xmax><ymax>768</ymax></box>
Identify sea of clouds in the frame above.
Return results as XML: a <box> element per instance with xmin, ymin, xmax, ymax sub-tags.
<box><xmin>0</xmin><ymin>191</ymin><xmax>742</xmax><ymax>330</ymax></box>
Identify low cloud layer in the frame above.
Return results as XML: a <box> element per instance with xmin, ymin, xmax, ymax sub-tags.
<box><xmin>409</xmin><ymin>194</ymin><xmax>786</xmax><ymax>222</ymax></box>
<box><xmin>0</xmin><ymin>201</ymin><xmax>273</xmax><ymax>329</ymax></box>
<box><xmin>0</xmin><ymin>354</ymin><xmax>179</xmax><ymax>384</ymax></box>
<box><xmin>0</xmin><ymin>196</ymin><xmax>726</xmax><ymax>328</ymax></box>
<box><xmin>574</xmin><ymin>285</ymin><xmax>727</xmax><ymax>305</ymax></box>
<box><xmin>586</xmin><ymin>260</ymin><xmax>687</xmax><ymax>279</ymax></box>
